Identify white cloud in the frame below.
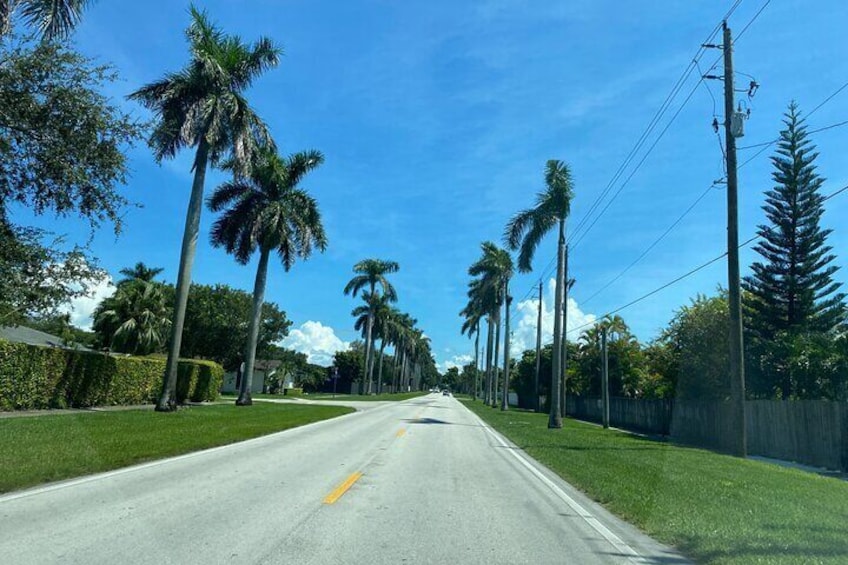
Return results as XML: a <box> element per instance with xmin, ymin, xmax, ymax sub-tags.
<box><xmin>280</xmin><ymin>321</ymin><xmax>350</xmax><ymax>367</ymax></box>
<box><xmin>437</xmin><ymin>353</ymin><xmax>474</xmax><ymax>374</ymax></box>
<box><xmin>60</xmin><ymin>274</ymin><xmax>116</xmax><ymax>331</ymax></box>
<box><xmin>510</xmin><ymin>278</ymin><xmax>596</xmax><ymax>355</ymax></box>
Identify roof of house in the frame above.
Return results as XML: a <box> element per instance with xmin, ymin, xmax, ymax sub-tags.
<box><xmin>254</xmin><ymin>359</ymin><xmax>282</xmax><ymax>372</ymax></box>
<box><xmin>0</xmin><ymin>325</ymin><xmax>92</xmax><ymax>351</ymax></box>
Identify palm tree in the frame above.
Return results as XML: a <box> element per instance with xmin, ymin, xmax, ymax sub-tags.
<box><xmin>505</xmin><ymin>160</ymin><xmax>574</xmax><ymax>428</ymax></box>
<box><xmin>208</xmin><ymin>148</ymin><xmax>326</xmax><ymax>406</ymax></box>
<box><xmin>129</xmin><ymin>6</ymin><xmax>280</xmax><ymax>411</ymax></box>
<box><xmin>468</xmin><ymin>241</ymin><xmax>513</xmax><ymax>408</ymax></box>
<box><xmin>460</xmin><ymin>303</ymin><xmax>483</xmax><ymax>400</ymax></box>
<box><xmin>344</xmin><ymin>259</ymin><xmax>399</xmax><ymax>394</ymax></box>
<box><xmin>93</xmin><ymin>280</ymin><xmax>170</xmax><ymax>355</ymax></box>
<box><xmin>352</xmin><ymin>292</ymin><xmax>392</xmax><ymax>393</ymax></box>
<box><xmin>0</xmin><ymin>0</ymin><xmax>90</xmax><ymax>40</ymax></box>
<box><xmin>118</xmin><ymin>262</ymin><xmax>164</xmax><ymax>284</ymax></box>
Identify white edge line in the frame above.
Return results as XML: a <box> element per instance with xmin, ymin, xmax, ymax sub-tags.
<box><xmin>466</xmin><ymin>407</ymin><xmax>647</xmax><ymax>565</ymax></box>
<box><xmin>0</xmin><ymin>402</ymin><xmax>399</xmax><ymax>504</ymax></box>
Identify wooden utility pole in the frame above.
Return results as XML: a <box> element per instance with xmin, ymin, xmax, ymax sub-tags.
<box><xmin>601</xmin><ymin>326</ymin><xmax>610</xmax><ymax>429</ymax></box>
<box><xmin>722</xmin><ymin>21</ymin><xmax>747</xmax><ymax>457</ymax></box>
<box><xmin>560</xmin><ymin>244</ymin><xmax>569</xmax><ymax>419</ymax></box>
<box><xmin>534</xmin><ymin>281</ymin><xmax>543</xmax><ymax>412</ymax></box>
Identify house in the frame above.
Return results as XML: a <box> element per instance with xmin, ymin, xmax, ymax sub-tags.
<box><xmin>221</xmin><ymin>359</ymin><xmax>291</xmax><ymax>394</ymax></box>
<box><xmin>0</xmin><ymin>325</ymin><xmax>92</xmax><ymax>351</ymax></box>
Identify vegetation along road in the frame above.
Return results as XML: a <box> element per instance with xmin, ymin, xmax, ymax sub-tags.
<box><xmin>0</xmin><ymin>393</ymin><xmax>685</xmax><ymax>564</ymax></box>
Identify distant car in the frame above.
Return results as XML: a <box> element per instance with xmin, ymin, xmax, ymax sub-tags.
<box><xmin>442</xmin><ymin>390</ymin><xmax>451</xmax><ymax>396</ymax></box>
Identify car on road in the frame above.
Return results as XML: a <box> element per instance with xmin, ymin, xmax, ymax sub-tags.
<box><xmin>442</xmin><ymin>390</ymin><xmax>451</xmax><ymax>396</ymax></box>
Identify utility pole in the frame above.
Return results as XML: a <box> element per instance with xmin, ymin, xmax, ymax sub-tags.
<box><xmin>534</xmin><ymin>281</ymin><xmax>543</xmax><ymax>412</ymax></box>
<box><xmin>601</xmin><ymin>326</ymin><xmax>609</xmax><ymax>429</ymax></box>
<box><xmin>721</xmin><ymin>21</ymin><xmax>747</xmax><ymax>457</ymax></box>
<box><xmin>560</xmin><ymin>244</ymin><xmax>569</xmax><ymax>419</ymax></box>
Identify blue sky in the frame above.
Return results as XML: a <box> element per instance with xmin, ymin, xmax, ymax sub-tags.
<box><xmin>13</xmin><ymin>0</ymin><xmax>848</xmax><ymax>370</ymax></box>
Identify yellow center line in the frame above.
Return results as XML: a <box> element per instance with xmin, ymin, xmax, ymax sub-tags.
<box><xmin>322</xmin><ymin>472</ymin><xmax>363</xmax><ymax>505</ymax></box>
<box><xmin>395</xmin><ymin>428</ymin><xmax>406</xmax><ymax>438</ymax></box>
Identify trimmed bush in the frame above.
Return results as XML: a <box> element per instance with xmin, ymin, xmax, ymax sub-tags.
<box><xmin>283</xmin><ymin>387</ymin><xmax>303</xmax><ymax>397</ymax></box>
<box><xmin>0</xmin><ymin>339</ymin><xmax>224</xmax><ymax>410</ymax></box>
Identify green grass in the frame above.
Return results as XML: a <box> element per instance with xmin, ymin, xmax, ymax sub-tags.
<box><xmin>463</xmin><ymin>400</ymin><xmax>848</xmax><ymax>565</ymax></box>
<box><xmin>0</xmin><ymin>403</ymin><xmax>353</xmax><ymax>494</ymax></box>
<box><xmin>305</xmin><ymin>391</ymin><xmax>428</xmax><ymax>401</ymax></box>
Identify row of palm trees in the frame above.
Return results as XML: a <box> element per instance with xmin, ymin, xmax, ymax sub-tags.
<box><xmin>461</xmin><ymin>160</ymin><xmax>575</xmax><ymax>428</ymax></box>
<box><xmin>128</xmin><ymin>7</ymin><xmax>326</xmax><ymax>409</ymax></box>
<box><xmin>345</xmin><ymin>259</ymin><xmax>433</xmax><ymax>394</ymax></box>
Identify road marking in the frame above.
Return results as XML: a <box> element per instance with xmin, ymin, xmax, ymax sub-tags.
<box><xmin>470</xmin><ymin>413</ymin><xmax>647</xmax><ymax>565</ymax></box>
<box><xmin>395</xmin><ymin>428</ymin><xmax>406</xmax><ymax>438</ymax></box>
<box><xmin>322</xmin><ymin>472</ymin><xmax>363</xmax><ymax>505</ymax></box>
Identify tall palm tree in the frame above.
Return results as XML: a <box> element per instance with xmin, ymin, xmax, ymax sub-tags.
<box><xmin>460</xmin><ymin>303</ymin><xmax>483</xmax><ymax>400</ymax></box>
<box><xmin>0</xmin><ymin>0</ymin><xmax>90</xmax><ymax>40</ymax></box>
<box><xmin>468</xmin><ymin>241</ymin><xmax>513</xmax><ymax>408</ymax></box>
<box><xmin>505</xmin><ymin>160</ymin><xmax>574</xmax><ymax>428</ymax></box>
<box><xmin>93</xmin><ymin>280</ymin><xmax>170</xmax><ymax>356</ymax></box>
<box><xmin>208</xmin><ymin>148</ymin><xmax>326</xmax><ymax>406</ymax></box>
<box><xmin>129</xmin><ymin>6</ymin><xmax>280</xmax><ymax>411</ymax></box>
<box><xmin>344</xmin><ymin>259</ymin><xmax>399</xmax><ymax>394</ymax></box>
<box><xmin>118</xmin><ymin>262</ymin><xmax>164</xmax><ymax>284</ymax></box>
<box><xmin>352</xmin><ymin>291</ymin><xmax>392</xmax><ymax>393</ymax></box>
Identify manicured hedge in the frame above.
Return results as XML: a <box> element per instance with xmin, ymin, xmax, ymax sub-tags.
<box><xmin>283</xmin><ymin>387</ymin><xmax>304</xmax><ymax>397</ymax></box>
<box><xmin>0</xmin><ymin>339</ymin><xmax>223</xmax><ymax>411</ymax></box>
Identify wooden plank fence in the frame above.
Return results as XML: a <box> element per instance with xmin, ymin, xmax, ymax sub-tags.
<box><xmin>566</xmin><ymin>396</ymin><xmax>848</xmax><ymax>471</ymax></box>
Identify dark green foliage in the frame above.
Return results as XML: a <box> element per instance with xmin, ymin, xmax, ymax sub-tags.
<box><xmin>660</xmin><ymin>293</ymin><xmax>730</xmax><ymax>400</ymax></box>
<box><xmin>0</xmin><ymin>339</ymin><xmax>223</xmax><ymax>410</ymax></box>
<box><xmin>92</xmin><ymin>280</ymin><xmax>170</xmax><ymax>355</ymax></box>
<box><xmin>744</xmin><ymin>103</ymin><xmax>846</xmax><ymax>399</ymax></box>
<box><xmin>333</xmin><ymin>344</ymin><xmax>364</xmax><ymax>386</ymax></box>
<box><xmin>0</xmin><ymin>38</ymin><xmax>143</xmax><ymax>232</ymax></box>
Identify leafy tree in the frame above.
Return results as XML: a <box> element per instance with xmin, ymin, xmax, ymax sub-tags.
<box><xmin>24</xmin><ymin>312</ymin><xmax>96</xmax><ymax>348</ymax></box>
<box><xmin>505</xmin><ymin>160</ymin><xmax>575</xmax><ymax>428</ymax></box>
<box><xmin>92</xmin><ymin>280</ymin><xmax>170</xmax><ymax>355</ymax></box>
<box><xmin>0</xmin><ymin>39</ymin><xmax>143</xmax><ymax>232</ymax></box>
<box><xmin>129</xmin><ymin>6</ymin><xmax>280</xmax><ymax>411</ymax></box>
<box><xmin>334</xmin><ymin>342</ymin><xmax>365</xmax><ymax>391</ymax></box>
<box><xmin>180</xmin><ymin>283</ymin><xmax>291</xmax><ymax>371</ymax></box>
<box><xmin>660</xmin><ymin>293</ymin><xmax>730</xmax><ymax>400</ymax></box>
<box><xmin>343</xmin><ymin>259</ymin><xmax>399</xmax><ymax>394</ymax></box>
<box><xmin>744</xmin><ymin>102</ymin><xmax>845</xmax><ymax>398</ymax></box>
<box><xmin>641</xmin><ymin>341</ymin><xmax>677</xmax><ymax>399</ymax></box>
<box><xmin>1</xmin><ymin>0</ymin><xmax>91</xmax><ymax>40</ymax></box>
<box><xmin>572</xmin><ymin>316</ymin><xmax>645</xmax><ymax>398</ymax></box>
<box><xmin>442</xmin><ymin>366</ymin><xmax>460</xmax><ymax>391</ymax></box>
<box><xmin>209</xmin><ymin>148</ymin><xmax>326</xmax><ymax>405</ymax></box>
<box><xmin>0</xmin><ymin>218</ymin><xmax>102</xmax><ymax>324</ymax></box>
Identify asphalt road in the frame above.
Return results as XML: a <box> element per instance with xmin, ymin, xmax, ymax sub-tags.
<box><xmin>0</xmin><ymin>394</ymin><xmax>689</xmax><ymax>564</ymax></box>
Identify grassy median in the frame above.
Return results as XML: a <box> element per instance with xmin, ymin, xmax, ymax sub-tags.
<box><xmin>463</xmin><ymin>400</ymin><xmax>848</xmax><ymax>565</ymax></box>
<box><xmin>0</xmin><ymin>403</ymin><xmax>353</xmax><ymax>494</ymax></box>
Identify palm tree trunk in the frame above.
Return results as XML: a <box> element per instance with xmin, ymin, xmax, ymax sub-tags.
<box><xmin>364</xmin><ymin>282</ymin><xmax>376</xmax><ymax>395</ymax></box>
<box><xmin>534</xmin><ymin>281</ymin><xmax>543</xmax><ymax>412</ymax></box>
<box><xmin>157</xmin><ymin>139</ymin><xmax>209</xmax><ymax>412</ymax></box>
<box><xmin>560</xmin><ymin>245</ymin><xmax>569</xmax><ymax>419</ymax></box>
<box><xmin>473</xmin><ymin>323</ymin><xmax>480</xmax><ymax>400</ymax></box>
<box><xmin>549</xmin><ymin>218</ymin><xmax>565</xmax><ymax>428</ymax></box>
<box><xmin>236</xmin><ymin>246</ymin><xmax>270</xmax><ymax>406</ymax></box>
<box><xmin>501</xmin><ymin>282</ymin><xmax>511</xmax><ymax>411</ymax></box>
<box><xmin>377</xmin><ymin>339</ymin><xmax>386</xmax><ymax>394</ymax></box>
<box><xmin>492</xmin><ymin>310</ymin><xmax>501</xmax><ymax>408</ymax></box>
<box><xmin>484</xmin><ymin>319</ymin><xmax>494</xmax><ymax>404</ymax></box>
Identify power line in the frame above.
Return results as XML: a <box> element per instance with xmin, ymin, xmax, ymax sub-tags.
<box><xmin>566</xmin><ymin>0</ymin><xmax>742</xmax><ymax>247</ymax></box>
<box><xmin>738</xmin><ymin>118</ymin><xmax>848</xmax><ymax>150</ymax></box>
<box><xmin>506</xmin><ymin>0</ymin><xmax>744</xmax><ymax>318</ymax></box>
<box><xmin>732</xmin><ymin>0</ymin><xmax>771</xmax><ymax>42</ymax></box>
<box><xmin>557</xmin><ymin>182</ymin><xmax>848</xmax><ymax>339</ymax></box>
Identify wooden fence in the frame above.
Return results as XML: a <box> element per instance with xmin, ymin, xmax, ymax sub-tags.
<box><xmin>566</xmin><ymin>396</ymin><xmax>848</xmax><ymax>471</ymax></box>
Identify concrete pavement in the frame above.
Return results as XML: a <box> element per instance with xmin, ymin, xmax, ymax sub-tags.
<box><xmin>0</xmin><ymin>393</ymin><xmax>689</xmax><ymax>564</ymax></box>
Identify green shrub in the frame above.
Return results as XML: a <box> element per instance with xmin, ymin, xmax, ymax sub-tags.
<box><xmin>185</xmin><ymin>359</ymin><xmax>223</xmax><ymax>402</ymax></box>
<box><xmin>0</xmin><ymin>339</ymin><xmax>223</xmax><ymax>410</ymax></box>
<box><xmin>283</xmin><ymin>387</ymin><xmax>303</xmax><ymax>397</ymax></box>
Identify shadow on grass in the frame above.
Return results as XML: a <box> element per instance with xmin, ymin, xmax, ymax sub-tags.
<box><xmin>673</xmin><ymin>532</ymin><xmax>848</xmax><ymax>564</ymax></box>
